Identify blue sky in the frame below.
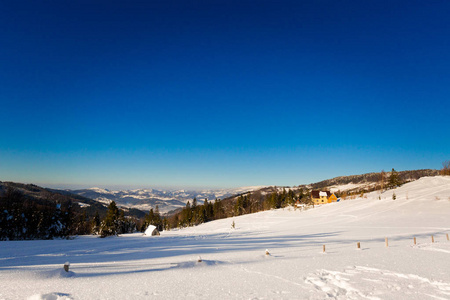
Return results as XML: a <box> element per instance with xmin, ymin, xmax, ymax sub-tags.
<box><xmin>1</xmin><ymin>1</ymin><xmax>449</xmax><ymax>189</ymax></box>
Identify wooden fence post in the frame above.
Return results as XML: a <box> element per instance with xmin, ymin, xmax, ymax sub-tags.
<box><xmin>357</xmin><ymin>242</ymin><xmax>361</xmax><ymax>249</ymax></box>
<box><xmin>414</xmin><ymin>237</ymin><xmax>416</xmax><ymax>245</ymax></box>
<box><xmin>432</xmin><ymin>235</ymin><xmax>434</xmax><ymax>243</ymax></box>
<box><xmin>446</xmin><ymin>233</ymin><xmax>449</xmax><ymax>241</ymax></box>
<box><xmin>323</xmin><ymin>245</ymin><xmax>326</xmax><ymax>253</ymax></box>
<box><xmin>63</xmin><ymin>262</ymin><xmax>70</xmax><ymax>272</ymax></box>
<box><xmin>385</xmin><ymin>237</ymin><xmax>388</xmax><ymax>247</ymax></box>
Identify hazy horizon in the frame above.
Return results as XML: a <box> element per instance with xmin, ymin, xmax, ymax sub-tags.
<box><xmin>6</xmin><ymin>166</ymin><xmax>440</xmax><ymax>192</ymax></box>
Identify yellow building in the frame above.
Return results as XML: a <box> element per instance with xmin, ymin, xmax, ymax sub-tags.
<box><xmin>328</xmin><ymin>193</ymin><xmax>338</xmax><ymax>203</ymax></box>
<box><xmin>311</xmin><ymin>191</ymin><xmax>338</xmax><ymax>205</ymax></box>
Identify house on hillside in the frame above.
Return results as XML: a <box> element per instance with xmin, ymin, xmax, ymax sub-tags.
<box><xmin>311</xmin><ymin>190</ymin><xmax>338</xmax><ymax>205</ymax></box>
<box><xmin>328</xmin><ymin>193</ymin><xmax>338</xmax><ymax>203</ymax></box>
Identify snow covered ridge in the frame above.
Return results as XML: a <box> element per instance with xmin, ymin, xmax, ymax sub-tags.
<box><xmin>1</xmin><ymin>176</ymin><xmax>449</xmax><ymax>299</ymax></box>
<box><xmin>69</xmin><ymin>186</ymin><xmax>265</xmax><ymax>214</ymax></box>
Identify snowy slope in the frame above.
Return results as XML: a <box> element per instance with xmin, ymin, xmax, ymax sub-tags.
<box><xmin>1</xmin><ymin>176</ymin><xmax>449</xmax><ymax>299</ymax></box>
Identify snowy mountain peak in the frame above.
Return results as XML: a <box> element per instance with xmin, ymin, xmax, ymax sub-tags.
<box><xmin>87</xmin><ymin>187</ymin><xmax>111</xmax><ymax>194</ymax></box>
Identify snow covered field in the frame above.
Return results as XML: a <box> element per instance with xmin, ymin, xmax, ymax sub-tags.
<box><xmin>1</xmin><ymin>176</ymin><xmax>449</xmax><ymax>299</ymax></box>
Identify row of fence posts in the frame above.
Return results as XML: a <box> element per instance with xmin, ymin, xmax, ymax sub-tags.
<box><xmin>322</xmin><ymin>233</ymin><xmax>449</xmax><ymax>253</ymax></box>
<box><xmin>62</xmin><ymin>234</ymin><xmax>450</xmax><ymax>271</ymax></box>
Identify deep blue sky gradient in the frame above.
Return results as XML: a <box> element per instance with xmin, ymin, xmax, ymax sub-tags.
<box><xmin>1</xmin><ymin>1</ymin><xmax>449</xmax><ymax>189</ymax></box>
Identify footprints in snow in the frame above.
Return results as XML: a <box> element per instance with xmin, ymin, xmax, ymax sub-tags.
<box><xmin>305</xmin><ymin>266</ymin><xmax>450</xmax><ymax>299</ymax></box>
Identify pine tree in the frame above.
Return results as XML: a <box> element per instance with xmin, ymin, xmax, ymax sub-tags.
<box><xmin>117</xmin><ymin>210</ymin><xmax>126</xmax><ymax>234</ymax></box>
<box><xmin>213</xmin><ymin>199</ymin><xmax>224</xmax><ymax>219</ymax></box>
<box><xmin>163</xmin><ymin>217</ymin><xmax>169</xmax><ymax>231</ymax></box>
<box><xmin>388</xmin><ymin>168</ymin><xmax>401</xmax><ymax>188</ymax></box>
<box><xmin>145</xmin><ymin>206</ymin><xmax>162</xmax><ymax>231</ymax></box>
<box><xmin>92</xmin><ymin>211</ymin><xmax>101</xmax><ymax>234</ymax></box>
<box><xmin>198</xmin><ymin>207</ymin><xmax>205</xmax><ymax>224</ymax></box>
<box><xmin>234</xmin><ymin>196</ymin><xmax>243</xmax><ymax>216</ymax></box>
<box><xmin>203</xmin><ymin>199</ymin><xmax>209</xmax><ymax>222</ymax></box>
<box><xmin>181</xmin><ymin>201</ymin><xmax>192</xmax><ymax>227</ymax></box>
<box><xmin>100</xmin><ymin>201</ymin><xmax>120</xmax><ymax>237</ymax></box>
<box><xmin>242</xmin><ymin>195</ymin><xmax>249</xmax><ymax>213</ymax></box>
<box><xmin>191</xmin><ymin>198</ymin><xmax>198</xmax><ymax>224</ymax></box>
<box><xmin>154</xmin><ymin>205</ymin><xmax>162</xmax><ymax>231</ymax></box>
<box><xmin>285</xmin><ymin>189</ymin><xmax>296</xmax><ymax>206</ymax></box>
<box><xmin>147</xmin><ymin>209</ymin><xmax>155</xmax><ymax>225</ymax></box>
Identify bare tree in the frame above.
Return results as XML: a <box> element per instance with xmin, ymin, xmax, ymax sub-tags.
<box><xmin>442</xmin><ymin>160</ymin><xmax>450</xmax><ymax>176</ymax></box>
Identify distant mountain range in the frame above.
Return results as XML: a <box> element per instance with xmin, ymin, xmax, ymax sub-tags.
<box><xmin>68</xmin><ymin>186</ymin><xmax>265</xmax><ymax>214</ymax></box>
<box><xmin>69</xmin><ymin>169</ymin><xmax>439</xmax><ymax>215</ymax></box>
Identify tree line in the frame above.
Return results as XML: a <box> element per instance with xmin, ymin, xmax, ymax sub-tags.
<box><xmin>164</xmin><ymin>188</ymin><xmax>313</xmax><ymax>230</ymax></box>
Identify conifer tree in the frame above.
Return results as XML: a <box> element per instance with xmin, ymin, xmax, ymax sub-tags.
<box><xmin>181</xmin><ymin>201</ymin><xmax>192</xmax><ymax>227</ymax></box>
<box><xmin>191</xmin><ymin>198</ymin><xmax>198</xmax><ymax>224</ymax></box>
<box><xmin>145</xmin><ymin>206</ymin><xmax>163</xmax><ymax>231</ymax></box>
<box><xmin>380</xmin><ymin>170</ymin><xmax>385</xmax><ymax>191</ymax></box>
<box><xmin>163</xmin><ymin>217</ymin><xmax>169</xmax><ymax>231</ymax></box>
<box><xmin>234</xmin><ymin>196</ymin><xmax>242</xmax><ymax>216</ymax></box>
<box><xmin>213</xmin><ymin>199</ymin><xmax>224</xmax><ymax>219</ymax></box>
<box><xmin>203</xmin><ymin>199</ymin><xmax>209</xmax><ymax>222</ymax></box>
<box><xmin>92</xmin><ymin>211</ymin><xmax>101</xmax><ymax>234</ymax></box>
<box><xmin>147</xmin><ymin>209</ymin><xmax>155</xmax><ymax>225</ymax></box>
<box><xmin>100</xmin><ymin>201</ymin><xmax>120</xmax><ymax>237</ymax></box>
<box><xmin>242</xmin><ymin>195</ymin><xmax>249</xmax><ymax>213</ymax></box>
<box><xmin>154</xmin><ymin>205</ymin><xmax>163</xmax><ymax>231</ymax></box>
<box><xmin>388</xmin><ymin>168</ymin><xmax>401</xmax><ymax>188</ymax></box>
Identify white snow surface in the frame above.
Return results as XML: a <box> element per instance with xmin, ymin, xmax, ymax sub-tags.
<box><xmin>1</xmin><ymin>176</ymin><xmax>450</xmax><ymax>299</ymax></box>
<box><xmin>329</xmin><ymin>182</ymin><xmax>369</xmax><ymax>193</ymax></box>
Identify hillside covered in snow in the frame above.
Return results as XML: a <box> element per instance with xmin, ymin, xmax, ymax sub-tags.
<box><xmin>0</xmin><ymin>176</ymin><xmax>449</xmax><ymax>299</ymax></box>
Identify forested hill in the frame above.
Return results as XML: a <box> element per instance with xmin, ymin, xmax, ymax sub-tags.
<box><xmin>0</xmin><ymin>181</ymin><xmax>146</xmax><ymax>219</ymax></box>
<box><xmin>307</xmin><ymin>169</ymin><xmax>439</xmax><ymax>190</ymax></box>
<box><xmin>0</xmin><ymin>181</ymin><xmax>145</xmax><ymax>240</ymax></box>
